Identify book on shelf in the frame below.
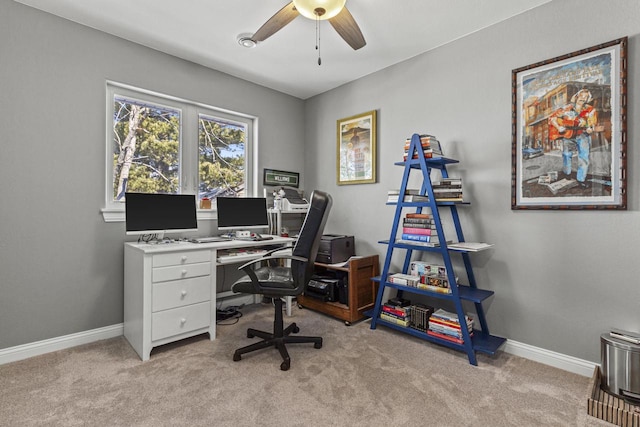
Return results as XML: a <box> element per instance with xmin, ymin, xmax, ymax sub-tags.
<box><xmin>402</xmin><ymin>217</ymin><xmax>433</xmax><ymax>224</ymax></box>
<box><xmin>410</xmin><ymin>261</ymin><xmax>446</xmax><ymax>276</ymax></box>
<box><xmin>416</xmin><ymin>283</ymin><xmax>452</xmax><ymax>294</ymax></box>
<box><xmin>380</xmin><ymin>312</ymin><xmax>410</xmax><ymax>327</ymax></box>
<box><xmin>401</xmin><ymin>227</ymin><xmax>435</xmax><ymax>236</ymax></box>
<box><xmin>382</xmin><ymin>304</ymin><xmax>410</xmax><ymax>318</ymax></box>
<box><xmin>387</xmin><ymin>194</ymin><xmax>430</xmax><ymax>203</ymax></box>
<box><xmin>433</xmin><ymin>188</ymin><xmax>462</xmax><ymax>194</ymax></box>
<box><xmin>429</xmin><ymin>316</ymin><xmax>473</xmax><ymax>331</ymax></box>
<box><xmin>426</xmin><ymin>330</ymin><xmax>465</xmax><ymax>344</ymax></box>
<box><xmin>405</xmin><ymin>212</ymin><xmax>431</xmax><ymax>219</ymax></box>
<box><xmin>396</xmin><ymin>239</ymin><xmax>451</xmax><ymax>247</ymax></box>
<box><xmin>403</xmin><ymin>150</ymin><xmax>434</xmax><ymax>161</ymax></box>
<box><xmin>387</xmin><ymin>189</ymin><xmax>421</xmax><ymax>196</ymax></box>
<box><xmin>435</xmin><ymin>197</ymin><xmax>464</xmax><ymax>202</ymax></box>
<box><xmin>421</xmin><ymin>274</ymin><xmax>452</xmax><ymax>288</ymax></box>
<box><xmin>388</xmin><ymin>273</ymin><xmax>420</xmax><ymax>286</ymax></box>
<box><xmin>402</xmin><ymin>222</ymin><xmax>435</xmax><ymax>230</ymax></box>
<box><xmin>431</xmin><ymin>309</ymin><xmax>473</xmax><ymax>325</ymax></box>
<box><xmin>447</xmin><ymin>242</ymin><xmax>493</xmax><ymax>251</ymax></box>
<box><xmin>400</xmin><ymin>233</ymin><xmax>431</xmax><ymax>242</ymax></box>
<box><xmin>433</xmin><ymin>178</ymin><xmax>462</xmax><ymax>186</ymax></box>
<box><xmin>380</xmin><ymin>309</ymin><xmax>410</xmax><ymax>321</ymax></box>
<box><xmin>434</xmin><ymin>193</ymin><xmax>463</xmax><ymax>199</ymax></box>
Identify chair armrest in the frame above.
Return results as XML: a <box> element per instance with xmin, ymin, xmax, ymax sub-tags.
<box><xmin>237</xmin><ymin>254</ymin><xmax>309</xmax><ymax>294</ymax></box>
<box><xmin>236</xmin><ymin>254</ymin><xmax>308</xmax><ymax>271</ymax></box>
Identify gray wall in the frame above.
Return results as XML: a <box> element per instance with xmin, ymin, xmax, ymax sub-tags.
<box><xmin>0</xmin><ymin>1</ymin><xmax>304</xmax><ymax>349</ymax></box>
<box><xmin>305</xmin><ymin>0</ymin><xmax>640</xmax><ymax>363</ymax></box>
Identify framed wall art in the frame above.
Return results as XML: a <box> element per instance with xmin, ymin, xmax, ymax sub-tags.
<box><xmin>337</xmin><ymin>110</ymin><xmax>377</xmax><ymax>185</ymax></box>
<box><xmin>511</xmin><ymin>37</ymin><xmax>627</xmax><ymax>210</ymax></box>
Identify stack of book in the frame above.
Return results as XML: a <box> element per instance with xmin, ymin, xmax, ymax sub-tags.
<box><xmin>380</xmin><ymin>302</ymin><xmax>411</xmax><ymax>327</ymax></box>
<box><xmin>408</xmin><ymin>304</ymin><xmax>434</xmax><ymax>332</ymax></box>
<box><xmin>432</xmin><ymin>178</ymin><xmax>463</xmax><ymax>202</ymax></box>
<box><xmin>403</xmin><ymin>134</ymin><xmax>443</xmax><ymax>161</ymax></box>
<box><xmin>427</xmin><ymin>309</ymin><xmax>473</xmax><ymax>344</ymax></box>
<box><xmin>400</xmin><ymin>213</ymin><xmax>435</xmax><ymax>243</ymax></box>
<box><xmin>409</xmin><ymin>261</ymin><xmax>454</xmax><ymax>294</ymax></box>
<box><xmin>386</xmin><ymin>189</ymin><xmax>429</xmax><ymax>203</ymax></box>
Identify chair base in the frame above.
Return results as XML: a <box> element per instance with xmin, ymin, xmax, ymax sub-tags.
<box><xmin>233</xmin><ymin>298</ymin><xmax>322</xmax><ymax>371</ymax></box>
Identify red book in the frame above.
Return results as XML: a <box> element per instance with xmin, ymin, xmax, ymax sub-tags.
<box><xmin>402</xmin><ymin>227</ymin><xmax>434</xmax><ymax>236</ymax></box>
<box><xmin>427</xmin><ymin>330</ymin><xmax>464</xmax><ymax>344</ymax></box>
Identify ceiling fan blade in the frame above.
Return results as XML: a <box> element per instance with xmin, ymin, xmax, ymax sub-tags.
<box><xmin>329</xmin><ymin>6</ymin><xmax>366</xmax><ymax>50</ymax></box>
<box><xmin>252</xmin><ymin>2</ymin><xmax>300</xmax><ymax>42</ymax></box>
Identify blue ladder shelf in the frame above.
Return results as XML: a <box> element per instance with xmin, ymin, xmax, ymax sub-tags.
<box><xmin>368</xmin><ymin>133</ymin><xmax>506</xmax><ymax>365</ymax></box>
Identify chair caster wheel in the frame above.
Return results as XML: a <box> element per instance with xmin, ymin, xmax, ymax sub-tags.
<box><xmin>280</xmin><ymin>359</ymin><xmax>290</xmax><ymax>371</ymax></box>
<box><xmin>314</xmin><ymin>340</ymin><xmax>322</xmax><ymax>349</ymax></box>
<box><xmin>247</xmin><ymin>331</ymin><xmax>254</xmax><ymax>338</ymax></box>
<box><xmin>292</xmin><ymin>325</ymin><xmax>300</xmax><ymax>333</ymax></box>
<box><xmin>233</xmin><ymin>353</ymin><xmax>241</xmax><ymax>362</ymax></box>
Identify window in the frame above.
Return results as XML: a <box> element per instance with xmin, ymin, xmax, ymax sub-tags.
<box><xmin>103</xmin><ymin>82</ymin><xmax>256</xmax><ymax>222</ymax></box>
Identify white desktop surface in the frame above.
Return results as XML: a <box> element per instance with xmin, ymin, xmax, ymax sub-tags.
<box><xmin>126</xmin><ymin>235</ymin><xmax>294</xmax><ymax>254</ymax></box>
<box><xmin>124</xmin><ymin>235</ymin><xmax>294</xmax><ymax>360</ymax></box>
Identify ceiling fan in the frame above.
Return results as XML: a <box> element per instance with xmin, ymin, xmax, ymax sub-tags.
<box><xmin>251</xmin><ymin>0</ymin><xmax>366</xmax><ymax>51</ymax></box>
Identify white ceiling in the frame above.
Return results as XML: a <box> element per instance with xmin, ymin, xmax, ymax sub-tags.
<box><xmin>14</xmin><ymin>0</ymin><xmax>551</xmax><ymax>99</ymax></box>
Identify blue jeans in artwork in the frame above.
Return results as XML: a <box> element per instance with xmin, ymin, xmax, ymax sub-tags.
<box><xmin>562</xmin><ymin>134</ymin><xmax>591</xmax><ymax>182</ymax></box>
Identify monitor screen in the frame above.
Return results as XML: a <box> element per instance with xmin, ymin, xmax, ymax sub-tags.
<box><xmin>216</xmin><ymin>197</ymin><xmax>269</xmax><ymax>230</ymax></box>
<box><xmin>125</xmin><ymin>192</ymin><xmax>198</xmax><ymax>235</ymax></box>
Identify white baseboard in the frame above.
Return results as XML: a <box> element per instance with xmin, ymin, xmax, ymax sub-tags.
<box><xmin>0</xmin><ymin>324</ymin><xmax>123</xmax><ymax>365</ymax></box>
<box><xmin>502</xmin><ymin>339</ymin><xmax>598</xmax><ymax>377</ymax></box>
<box><xmin>0</xmin><ymin>323</ymin><xmax>598</xmax><ymax>377</ymax></box>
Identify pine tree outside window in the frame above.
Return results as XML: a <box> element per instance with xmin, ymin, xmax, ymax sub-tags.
<box><xmin>103</xmin><ymin>82</ymin><xmax>256</xmax><ymax>222</ymax></box>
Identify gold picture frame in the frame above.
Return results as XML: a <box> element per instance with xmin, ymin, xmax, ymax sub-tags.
<box><xmin>337</xmin><ymin>110</ymin><xmax>377</xmax><ymax>185</ymax></box>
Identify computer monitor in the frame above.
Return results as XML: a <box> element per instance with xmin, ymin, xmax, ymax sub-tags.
<box><xmin>216</xmin><ymin>197</ymin><xmax>269</xmax><ymax>231</ymax></box>
<box><xmin>125</xmin><ymin>192</ymin><xmax>198</xmax><ymax>237</ymax></box>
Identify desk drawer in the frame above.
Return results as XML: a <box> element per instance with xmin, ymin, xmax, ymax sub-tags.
<box><xmin>152</xmin><ymin>250</ymin><xmax>210</xmax><ymax>268</ymax></box>
<box><xmin>152</xmin><ymin>262</ymin><xmax>211</xmax><ymax>283</ymax></box>
<box><xmin>152</xmin><ymin>276</ymin><xmax>211</xmax><ymax>312</ymax></box>
<box><xmin>152</xmin><ymin>302</ymin><xmax>210</xmax><ymax>341</ymax></box>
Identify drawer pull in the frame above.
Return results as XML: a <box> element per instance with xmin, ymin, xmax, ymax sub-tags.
<box><xmin>181</xmin><ymin>255</ymin><xmax>188</xmax><ymax>263</ymax></box>
<box><xmin>180</xmin><ymin>318</ymin><xmax>187</xmax><ymax>325</ymax></box>
<box><xmin>181</xmin><ymin>290</ymin><xmax>187</xmax><ymax>298</ymax></box>
<box><xmin>181</xmin><ymin>269</ymin><xmax>188</xmax><ymax>276</ymax></box>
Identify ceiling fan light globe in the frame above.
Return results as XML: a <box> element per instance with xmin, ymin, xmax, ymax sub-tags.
<box><xmin>293</xmin><ymin>0</ymin><xmax>346</xmax><ymax>20</ymax></box>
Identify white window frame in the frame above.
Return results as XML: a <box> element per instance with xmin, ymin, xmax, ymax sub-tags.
<box><xmin>102</xmin><ymin>81</ymin><xmax>258</xmax><ymax>222</ymax></box>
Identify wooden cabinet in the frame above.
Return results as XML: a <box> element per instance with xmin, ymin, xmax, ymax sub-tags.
<box><xmin>297</xmin><ymin>255</ymin><xmax>379</xmax><ymax>325</ymax></box>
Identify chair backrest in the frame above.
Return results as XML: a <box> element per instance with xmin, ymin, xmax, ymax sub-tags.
<box><xmin>290</xmin><ymin>190</ymin><xmax>332</xmax><ymax>288</ymax></box>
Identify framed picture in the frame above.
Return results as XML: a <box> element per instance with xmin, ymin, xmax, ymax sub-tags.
<box><xmin>511</xmin><ymin>38</ymin><xmax>627</xmax><ymax>210</ymax></box>
<box><xmin>263</xmin><ymin>168</ymin><xmax>299</xmax><ymax>188</ymax></box>
<box><xmin>337</xmin><ymin>110</ymin><xmax>377</xmax><ymax>185</ymax></box>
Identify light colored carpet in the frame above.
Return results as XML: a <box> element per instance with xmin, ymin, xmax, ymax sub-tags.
<box><xmin>0</xmin><ymin>303</ymin><xmax>611</xmax><ymax>426</ymax></box>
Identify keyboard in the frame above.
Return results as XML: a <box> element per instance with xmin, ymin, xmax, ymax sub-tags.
<box><xmin>193</xmin><ymin>236</ymin><xmax>232</xmax><ymax>243</ymax></box>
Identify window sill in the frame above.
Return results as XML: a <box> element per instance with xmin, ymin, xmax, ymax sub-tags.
<box><xmin>101</xmin><ymin>208</ymin><xmax>217</xmax><ymax>223</ymax></box>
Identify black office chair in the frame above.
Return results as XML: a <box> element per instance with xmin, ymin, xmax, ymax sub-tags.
<box><xmin>231</xmin><ymin>190</ymin><xmax>332</xmax><ymax>370</ymax></box>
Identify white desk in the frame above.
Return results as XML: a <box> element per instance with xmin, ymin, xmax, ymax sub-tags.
<box><xmin>124</xmin><ymin>235</ymin><xmax>294</xmax><ymax>360</ymax></box>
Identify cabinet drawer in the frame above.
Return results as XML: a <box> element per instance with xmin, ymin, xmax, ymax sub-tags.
<box><xmin>152</xmin><ymin>250</ymin><xmax>210</xmax><ymax>268</ymax></box>
<box><xmin>152</xmin><ymin>276</ymin><xmax>211</xmax><ymax>312</ymax></box>
<box><xmin>152</xmin><ymin>262</ymin><xmax>211</xmax><ymax>283</ymax></box>
<box><xmin>151</xmin><ymin>302</ymin><xmax>210</xmax><ymax>341</ymax></box>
